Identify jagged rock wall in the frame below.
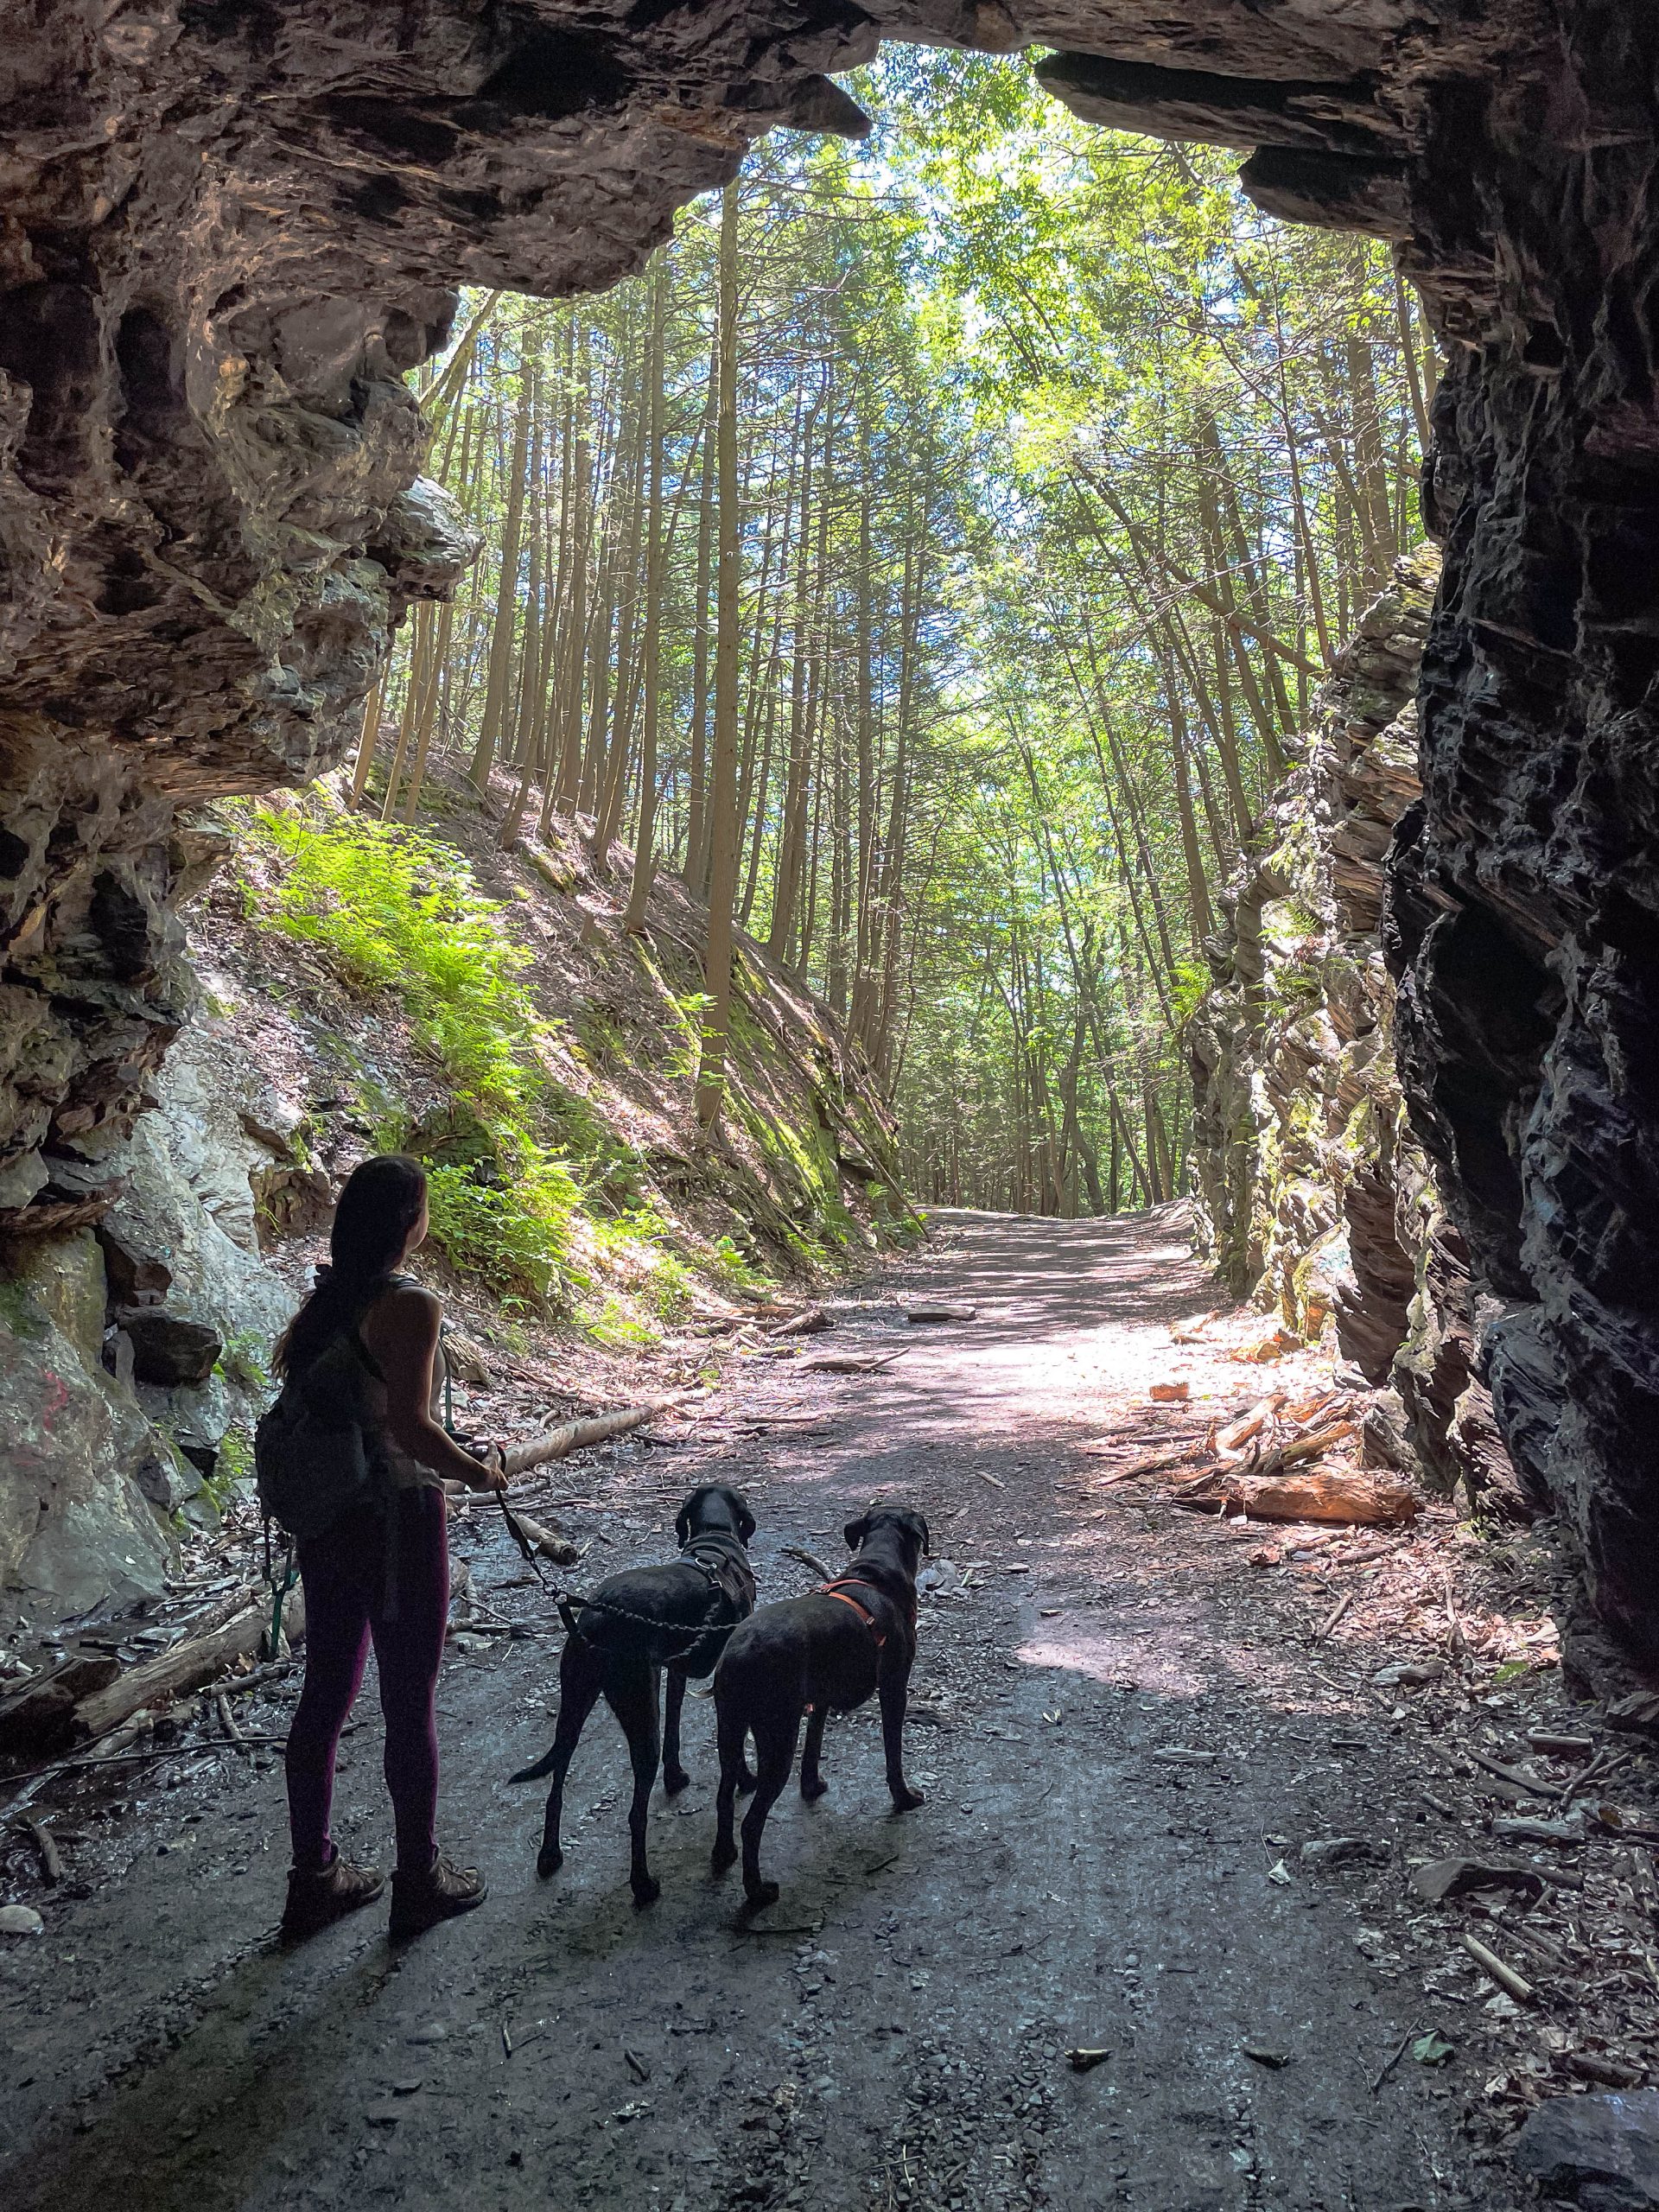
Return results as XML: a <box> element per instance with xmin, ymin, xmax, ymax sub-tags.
<box><xmin>1</xmin><ymin>1004</ymin><xmax>297</xmax><ymax>1626</ymax></box>
<box><xmin>3</xmin><ymin>4</ymin><xmax>1659</xmax><ymax>1661</ymax></box>
<box><xmin>1191</xmin><ymin>546</ymin><xmax>1527</xmax><ymax>1517</ymax></box>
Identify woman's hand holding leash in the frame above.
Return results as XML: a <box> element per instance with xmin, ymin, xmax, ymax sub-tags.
<box><xmin>463</xmin><ymin>1440</ymin><xmax>509</xmax><ymax>1494</ymax></box>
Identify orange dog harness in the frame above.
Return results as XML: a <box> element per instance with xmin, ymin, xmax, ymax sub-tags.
<box><xmin>818</xmin><ymin>1580</ymin><xmax>886</xmax><ymax>1648</ymax></box>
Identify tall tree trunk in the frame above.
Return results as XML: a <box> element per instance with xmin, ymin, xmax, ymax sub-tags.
<box><xmin>683</xmin><ymin>331</ymin><xmax>720</xmax><ymax>896</ymax></box>
<box><xmin>625</xmin><ymin>257</ymin><xmax>668</xmax><ymax>934</ymax></box>
<box><xmin>696</xmin><ymin>183</ymin><xmax>742</xmax><ymax>1132</ymax></box>
<box><xmin>467</xmin><ymin>361</ymin><xmax>533</xmax><ymax>791</ymax></box>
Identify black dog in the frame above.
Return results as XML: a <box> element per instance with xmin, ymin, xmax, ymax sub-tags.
<box><xmin>711</xmin><ymin>1506</ymin><xmax>929</xmax><ymax>1910</ymax></box>
<box><xmin>510</xmin><ymin>1484</ymin><xmax>756</xmax><ymax>1906</ymax></box>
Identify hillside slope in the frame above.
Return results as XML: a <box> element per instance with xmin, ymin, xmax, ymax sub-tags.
<box><xmin>0</xmin><ymin>767</ymin><xmax>912</xmax><ymax>1631</ymax></box>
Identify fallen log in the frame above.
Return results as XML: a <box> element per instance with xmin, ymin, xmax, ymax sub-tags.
<box><xmin>1227</xmin><ymin>1468</ymin><xmax>1418</xmax><ymax>1528</ymax></box>
<box><xmin>72</xmin><ymin>1597</ymin><xmax>267</xmax><ymax>1745</ymax></box>
<box><xmin>503</xmin><ymin>1400</ymin><xmax>678</xmax><ymax>1478</ymax></box>
<box><xmin>504</xmin><ymin>1511</ymin><xmax>581</xmax><ymax>1568</ymax></box>
<box><xmin>1215</xmin><ymin>1395</ymin><xmax>1282</xmax><ymax>1458</ymax></box>
<box><xmin>1249</xmin><ymin>1421</ymin><xmax>1357</xmax><ymax>1480</ymax></box>
<box><xmin>761</xmin><ymin>1305</ymin><xmax>830</xmax><ymax>1338</ymax></box>
<box><xmin>906</xmin><ymin>1303</ymin><xmax>979</xmax><ymax>1325</ymax></box>
<box><xmin>0</xmin><ymin>1656</ymin><xmax>123</xmax><ymax>1759</ymax></box>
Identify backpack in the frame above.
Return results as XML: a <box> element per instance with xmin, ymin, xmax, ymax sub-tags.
<box><xmin>255</xmin><ymin>1321</ymin><xmax>391</xmax><ymax>1547</ymax></box>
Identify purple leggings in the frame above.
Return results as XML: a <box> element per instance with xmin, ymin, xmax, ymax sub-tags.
<box><xmin>285</xmin><ymin>1487</ymin><xmax>448</xmax><ymax>1874</ymax></box>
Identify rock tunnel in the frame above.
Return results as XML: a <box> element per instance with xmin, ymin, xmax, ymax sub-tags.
<box><xmin>3</xmin><ymin>3</ymin><xmax>1657</xmax><ymax>1667</ymax></box>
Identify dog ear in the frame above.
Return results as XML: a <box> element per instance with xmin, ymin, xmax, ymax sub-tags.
<box><xmin>843</xmin><ymin>1514</ymin><xmax>871</xmax><ymax>1552</ymax></box>
<box><xmin>915</xmin><ymin>1513</ymin><xmax>931</xmax><ymax>1558</ymax></box>
<box><xmin>675</xmin><ymin>1495</ymin><xmax>695</xmax><ymax>1548</ymax></box>
<box><xmin>733</xmin><ymin>1491</ymin><xmax>756</xmax><ymax>1544</ymax></box>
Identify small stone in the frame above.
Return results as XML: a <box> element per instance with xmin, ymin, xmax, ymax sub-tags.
<box><xmin>406</xmin><ymin>2023</ymin><xmax>448</xmax><ymax>2044</ymax></box>
<box><xmin>0</xmin><ymin>1904</ymin><xmax>45</xmax><ymax>1936</ymax></box>
<box><xmin>1300</xmin><ymin>1836</ymin><xmax>1388</xmax><ymax>1869</ymax></box>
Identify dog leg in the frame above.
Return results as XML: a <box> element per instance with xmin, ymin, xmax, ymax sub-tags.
<box><xmin>605</xmin><ymin>1662</ymin><xmax>664</xmax><ymax>1907</ymax></box>
<box><xmin>711</xmin><ymin>1689</ymin><xmax>747</xmax><ymax>1875</ymax></box>
<box><xmin>879</xmin><ymin>1672</ymin><xmax>925</xmax><ymax>1813</ymax></box>
<box><xmin>663</xmin><ymin>1668</ymin><xmax>690</xmax><ymax>1796</ymax></box>
<box><xmin>799</xmin><ymin>1707</ymin><xmax>829</xmax><ymax>1802</ymax></box>
<box><xmin>741</xmin><ymin>1717</ymin><xmax>800</xmax><ymax>1910</ymax></box>
<box><xmin>533</xmin><ymin>1641</ymin><xmax>605</xmax><ymax>1878</ymax></box>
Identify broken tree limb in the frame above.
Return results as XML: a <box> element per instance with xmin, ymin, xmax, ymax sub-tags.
<box><xmin>71</xmin><ymin>1596</ymin><xmax>268</xmax><ymax>1745</ymax></box>
<box><xmin>798</xmin><ymin>1348</ymin><xmax>909</xmax><ymax>1376</ymax></box>
<box><xmin>21</xmin><ymin>1814</ymin><xmax>61</xmax><ymax>1885</ymax></box>
<box><xmin>503</xmin><ymin>1400</ymin><xmax>679</xmax><ymax>1478</ymax></box>
<box><xmin>783</xmin><ymin>1545</ymin><xmax>835</xmax><ymax>1581</ymax></box>
<box><xmin>1460</xmin><ymin>1931</ymin><xmax>1535</xmax><ymax>2005</ymax></box>
<box><xmin>213</xmin><ymin>1689</ymin><xmax>247</xmax><ymax>1752</ymax></box>
<box><xmin>760</xmin><ymin>1305</ymin><xmax>829</xmax><ymax>1338</ymax></box>
<box><xmin>1215</xmin><ymin>1398</ymin><xmax>1285</xmax><ymax>1457</ymax></box>
<box><xmin>503</xmin><ymin>1511</ymin><xmax>581</xmax><ymax>1568</ymax></box>
<box><xmin>906</xmin><ymin>1303</ymin><xmax>979</xmax><ymax>1325</ymax></box>
<box><xmin>1249</xmin><ymin>1421</ymin><xmax>1357</xmax><ymax>1480</ymax></box>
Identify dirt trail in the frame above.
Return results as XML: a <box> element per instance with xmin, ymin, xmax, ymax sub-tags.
<box><xmin>1</xmin><ymin>1209</ymin><xmax>1516</xmax><ymax>2211</ymax></box>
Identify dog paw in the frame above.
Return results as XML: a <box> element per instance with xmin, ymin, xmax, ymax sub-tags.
<box><xmin>710</xmin><ymin>1839</ymin><xmax>738</xmax><ymax>1876</ymax></box>
<box><xmin>632</xmin><ymin>1878</ymin><xmax>662</xmax><ymax>1909</ymax></box>
<box><xmin>890</xmin><ymin>1787</ymin><xmax>925</xmax><ymax>1813</ymax></box>
<box><xmin>536</xmin><ymin>1846</ymin><xmax>564</xmax><ymax>1879</ymax></box>
<box><xmin>662</xmin><ymin>1765</ymin><xmax>690</xmax><ymax>1796</ymax></box>
<box><xmin>800</xmin><ymin>1774</ymin><xmax>829</xmax><ymax>1803</ymax></box>
<box><xmin>743</xmin><ymin>1880</ymin><xmax>780</xmax><ymax>1912</ymax></box>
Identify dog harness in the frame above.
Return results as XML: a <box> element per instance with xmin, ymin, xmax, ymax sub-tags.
<box><xmin>818</xmin><ymin>1579</ymin><xmax>887</xmax><ymax>1648</ymax></box>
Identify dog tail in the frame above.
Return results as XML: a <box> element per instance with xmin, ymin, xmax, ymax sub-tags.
<box><xmin>508</xmin><ymin>1743</ymin><xmax>557</xmax><ymax>1784</ymax></box>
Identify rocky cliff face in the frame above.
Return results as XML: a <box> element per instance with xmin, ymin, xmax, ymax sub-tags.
<box><xmin>1191</xmin><ymin>546</ymin><xmax>1528</xmax><ymax>1521</ymax></box>
<box><xmin>3</xmin><ymin>5</ymin><xmax>1659</xmax><ymax>1662</ymax></box>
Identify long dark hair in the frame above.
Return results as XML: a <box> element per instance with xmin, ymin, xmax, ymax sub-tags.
<box><xmin>273</xmin><ymin>1154</ymin><xmax>428</xmax><ymax>1377</ymax></box>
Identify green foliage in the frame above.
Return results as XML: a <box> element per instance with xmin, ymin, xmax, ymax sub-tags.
<box><xmin>214</xmin><ymin>1328</ymin><xmax>270</xmax><ymax>1396</ymax></box>
<box><xmin>709</xmin><ymin>1234</ymin><xmax>776</xmax><ymax>1299</ymax></box>
<box><xmin>244</xmin><ymin>804</ymin><xmax>582</xmax><ymax>1305</ymax></box>
<box><xmin>424</xmin><ymin>1159</ymin><xmax>578</xmax><ymax>1307</ymax></box>
<box><xmin>255</xmin><ymin>807</ymin><xmax>543</xmax><ymax>1113</ymax></box>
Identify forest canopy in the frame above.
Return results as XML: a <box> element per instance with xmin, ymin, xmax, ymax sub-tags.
<box><xmin>356</xmin><ymin>48</ymin><xmax>1433</xmax><ymax>1219</ymax></box>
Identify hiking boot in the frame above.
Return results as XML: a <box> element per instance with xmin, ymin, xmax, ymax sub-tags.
<box><xmin>281</xmin><ymin>1853</ymin><xmax>385</xmax><ymax>1941</ymax></box>
<box><xmin>388</xmin><ymin>1852</ymin><xmax>488</xmax><ymax>1940</ymax></box>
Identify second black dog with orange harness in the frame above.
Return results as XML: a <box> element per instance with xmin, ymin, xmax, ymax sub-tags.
<box><xmin>710</xmin><ymin>1506</ymin><xmax>929</xmax><ymax>1910</ymax></box>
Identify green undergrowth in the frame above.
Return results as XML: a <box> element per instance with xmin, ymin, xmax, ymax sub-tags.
<box><xmin>246</xmin><ymin>802</ymin><xmax>584</xmax><ymax>1306</ymax></box>
<box><xmin>231</xmin><ymin>797</ymin><xmax>901</xmax><ymax>1336</ymax></box>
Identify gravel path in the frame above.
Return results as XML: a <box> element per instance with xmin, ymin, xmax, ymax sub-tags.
<box><xmin>1</xmin><ymin>1209</ymin><xmax>1516</xmax><ymax>2210</ymax></box>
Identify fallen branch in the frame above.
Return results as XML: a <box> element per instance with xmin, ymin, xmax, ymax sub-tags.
<box><xmin>783</xmin><ymin>1545</ymin><xmax>835</xmax><ymax>1581</ymax></box>
<box><xmin>1227</xmin><ymin>1469</ymin><xmax>1417</xmax><ymax>1528</ymax></box>
<box><xmin>761</xmin><ymin>1306</ymin><xmax>829</xmax><ymax>1338</ymax></box>
<box><xmin>71</xmin><ymin>1597</ymin><xmax>268</xmax><ymax>1745</ymax></box>
<box><xmin>503</xmin><ymin>1511</ymin><xmax>581</xmax><ymax>1568</ymax></box>
<box><xmin>503</xmin><ymin>1401</ymin><xmax>679</xmax><ymax>1478</ymax></box>
<box><xmin>1460</xmin><ymin>1931</ymin><xmax>1535</xmax><ymax>2005</ymax></box>
<box><xmin>22</xmin><ymin>1814</ymin><xmax>61</xmax><ymax>1885</ymax></box>
<box><xmin>1312</xmin><ymin>1592</ymin><xmax>1353</xmax><ymax>1643</ymax></box>
<box><xmin>798</xmin><ymin>1348</ymin><xmax>909</xmax><ymax>1376</ymax></box>
<box><xmin>1249</xmin><ymin>1421</ymin><xmax>1357</xmax><ymax>1480</ymax></box>
<box><xmin>1370</xmin><ymin>2020</ymin><xmax>1421</xmax><ymax>2095</ymax></box>
<box><xmin>214</xmin><ymin>1689</ymin><xmax>247</xmax><ymax>1752</ymax></box>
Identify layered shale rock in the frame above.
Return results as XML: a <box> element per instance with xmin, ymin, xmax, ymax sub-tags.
<box><xmin>1191</xmin><ymin>546</ymin><xmax>1528</xmax><ymax>1519</ymax></box>
<box><xmin>3</xmin><ymin>4</ymin><xmax>1659</xmax><ymax>1655</ymax></box>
